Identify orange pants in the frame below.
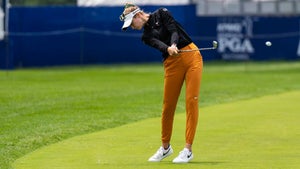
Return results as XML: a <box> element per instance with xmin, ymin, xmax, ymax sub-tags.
<box><xmin>162</xmin><ymin>43</ymin><xmax>203</xmax><ymax>145</ymax></box>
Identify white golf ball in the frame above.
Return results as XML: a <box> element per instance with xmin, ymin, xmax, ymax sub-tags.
<box><xmin>265</xmin><ymin>41</ymin><xmax>272</xmax><ymax>46</ymax></box>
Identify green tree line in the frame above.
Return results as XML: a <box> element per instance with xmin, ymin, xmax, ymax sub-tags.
<box><xmin>10</xmin><ymin>0</ymin><xmax>76</xmax><ymax>6</ymax></box>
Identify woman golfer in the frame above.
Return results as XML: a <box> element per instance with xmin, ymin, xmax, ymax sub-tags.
<box><xmin>120</xmin><ymin>3</ymin><xmax>203</xmax><ymax>163</ymax></box>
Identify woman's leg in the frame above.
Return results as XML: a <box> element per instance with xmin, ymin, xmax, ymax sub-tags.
<box><xmin>184</xmin><ymin>51</ymin><xmax>203</xmax><ymax>148</ymax></box>
<box><xmin>162</xmin><ymin>56</ymin><xmax>185</xmax><ymax>144</ymax></box>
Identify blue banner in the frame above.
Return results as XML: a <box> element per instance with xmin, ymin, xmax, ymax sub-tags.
<box><xmin>0</xmin><ymin>6</ymin><xmax>299</xmax><ymax>69</ymax></box>
<box><xmin>193</xmin><ymin>16</ymin><xmax>300</xmax><ymax>61</ymax></box>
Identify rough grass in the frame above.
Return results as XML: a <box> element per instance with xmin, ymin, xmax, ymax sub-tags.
<box><xmin>1</xmin><ymin>61</ymin><xmax>300</xmax><ymax>169</ymax></box>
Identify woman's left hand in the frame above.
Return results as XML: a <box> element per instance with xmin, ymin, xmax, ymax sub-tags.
<box><xmin>167</xmin><ymin>44</ymin><xmax>179</xmax><ymax>56</ymax></box>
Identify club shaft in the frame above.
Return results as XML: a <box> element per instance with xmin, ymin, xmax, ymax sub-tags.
<box><xmin>179</xmin><ymin>47</ymin><xmax>216</xmax><ymax>52</ymax></box>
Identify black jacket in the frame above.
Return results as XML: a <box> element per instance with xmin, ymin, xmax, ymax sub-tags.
<box><xmin>142</xmin><ymin>8</ymin><xmax>193</xmax><ymax>59</ymax></box>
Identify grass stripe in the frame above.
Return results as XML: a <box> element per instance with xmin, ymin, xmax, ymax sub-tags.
<box><xmin>13</xmin><ymin>91</ymin><xmax>300</xmax><ymax>169</ymax></box>
<box><xmin>1</xmin><ymin>61</ymin><xmax>300</xmax><ymax>169</ymax></box>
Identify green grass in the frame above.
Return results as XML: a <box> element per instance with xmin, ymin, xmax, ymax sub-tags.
<box><xmin>1</xmin><ymin>61</ymin><xmax>300</xmax><ymax>169</ymax></box>
<box><xmin>13</xmin><ymin>91</ymin><xmax>300</xmax><ymax>169</ymax></box>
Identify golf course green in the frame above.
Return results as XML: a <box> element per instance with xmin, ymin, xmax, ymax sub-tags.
<box><xmin>13</xmin><ymin>91</ymin><xmax>300</xmax><ymax>169</ymax></box>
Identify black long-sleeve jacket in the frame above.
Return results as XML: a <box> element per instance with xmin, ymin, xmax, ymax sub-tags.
<box><xmin>142</xmin><ymin>8</ymin><xmax>193</xmax><ymax>59</ymax></box>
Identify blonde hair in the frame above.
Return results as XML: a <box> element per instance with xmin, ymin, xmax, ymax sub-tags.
<box><xmin>122</xmin><ymin>3</ymin><xmax>139</xmax><ymax>15</ymax></box>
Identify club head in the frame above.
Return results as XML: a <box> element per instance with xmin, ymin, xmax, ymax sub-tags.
<box><xmin>212</xmin><ymin>41</ymin><xmax>218</xmax><ymax>49</ymax></box>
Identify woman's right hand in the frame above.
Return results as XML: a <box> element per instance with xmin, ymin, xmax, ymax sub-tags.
<box><xmin>167</xmin><ymin>44</ymin><xmax>179</xmax><ymax>56</ymax></box>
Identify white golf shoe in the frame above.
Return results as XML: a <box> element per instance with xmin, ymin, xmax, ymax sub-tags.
<box><xmin>172</xmin><ymin>148</ymin><xmax>193</xmax><ymax>163</ymax></box>
<box><xmin>148</xmin><ymin>145</ymin><xmax>173</xmax><ymax>162</ymax></box>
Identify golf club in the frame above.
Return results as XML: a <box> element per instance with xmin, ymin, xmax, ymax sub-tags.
<box><xmin>179</xmin><ymin>41</ymin><xmax>218</xmax><ymax>52</ymax></box>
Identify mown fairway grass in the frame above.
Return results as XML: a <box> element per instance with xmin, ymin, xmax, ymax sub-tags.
<box><xmin>13</xmin><ymin>91</ymin><xmax>300</xmax><ymax>169</ymax></box>
<box><xmin>1</xmin><ymin>61</ymin><xmax>300</xmax><ymax>169</ymax></box>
